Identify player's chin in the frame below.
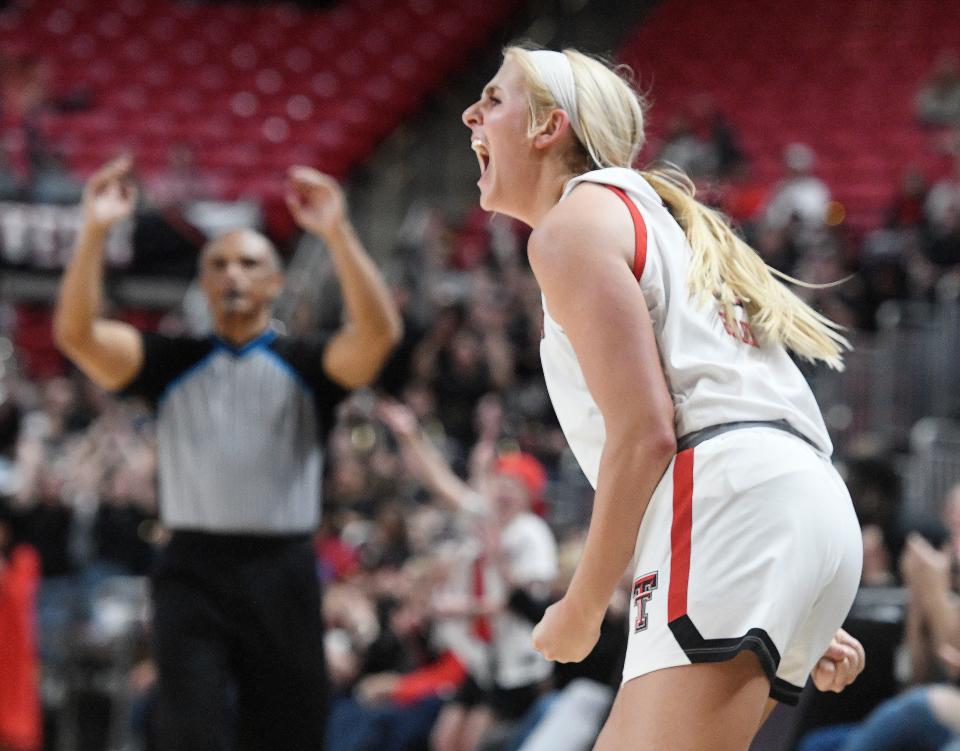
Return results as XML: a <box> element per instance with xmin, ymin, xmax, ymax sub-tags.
<box><xmin>477</xmin><ymin>184</ymin><xmax>501</xmax><ymax>213</ymax></box>
<box><xmin>477</xmin><ymin>187</ymin><xmax>492</xmax><ymax>211</ymax></box>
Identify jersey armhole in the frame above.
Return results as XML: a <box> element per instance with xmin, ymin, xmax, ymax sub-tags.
<box><xmin>603</xmin><ymin>184</ymin><xmax>648</xmax><ymax>281</ymax></box>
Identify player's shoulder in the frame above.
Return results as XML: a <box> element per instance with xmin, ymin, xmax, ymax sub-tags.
<box><xmin>544</xmin><ymin>180</ymin><xmax>631</xmax><ymax>233</ymax></box>
<box><xmin>529</xmin><ymin>183</ymin><xmax>633</xmax><ymax>270</ymax></box>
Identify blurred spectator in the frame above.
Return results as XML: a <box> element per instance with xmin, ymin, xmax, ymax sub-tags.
<box><xmin>860</xmin><ymin>525</ymin><xmax>896</xmax><ymax>588</ymax></box>
<box><xmin>143</xmin><ymin>142</ymin><xmax>219</xmax><ymax>209</ymax></box>
<box><xmin>819</xmin><ymin>684</ymin><xmax>960</xmax><ymax>751</ymax></box>
<box><xmin>323</xmin><ymin>557</ymin><xmax>468</xmax><ymax>751</ymax></box>
<box><xmin>0</xmin><ymin>55</ymin><xmax>50</xmax><ymax>121</ymax></box>
<box><xmin>904</xmin><ymin>486</ymin><xmax>960</xmax><ymax>687</ymax></box>
<box><xmin>916</xmin><ymin>50</ymin><xmax>960</xmax><ymax>127</ymax></box>
<box><xmin>764</xmin><ymin>143</ymin><xmax>831</xmax><ymax>233</ymax></box>
<box><xmin>0</xmin><ymin>149</ymin><xmax>21</xmax><ymax>201</ymax></box>
<box><xmin>687</xmin><ymin>93</ymin><xmax>745</xmax><ymax>178</ymax></box>
<box><xmin>0</xmin><ymin>505</ymin><xmax>42</xmax><ymax>751</ymax></box>
<box><xmin>844</xmin><ymin>443</ymin><xmax>903</xmax><ymax>560</ymax></box>
<box><xmin>708</xmin><ymin>108</ymin><xmax>745</xmax><ymax>177</ymax></box>
<box><xmin>29</xmin><ymin>151</ymin><xmax>81</xmax><ymax>205</ymax></box>
<box><xmin>316</xmin><ymin>515</ymin><xmax>361</xmax><ymax>583</ymax></box>
<box><xmin>720</xmin><ymin>162</ymin><xmax>769</xmax><ymax>227</ymax></box>
<box><xmin>753</xmin><ymin>221</ymin><xmax>801</xmax><ymax>275</ymax></box>
<box><xmin>925</xmin><ymin>156</ymin><xmax>960</xmax><ymax>234</ymax></box>
<box><xmin>377</xmin><ymin>400</ymin><xmax>558</xmax><ymax>751</ymax></box>
<box><xmin>656</xmin><ymin>93</ymin><xmax>744</xmax><ymax>181</ymax></box>
<box><xmin>792</xmin><ymin>241</ymin><xmax>860</xmax><ymax>331</ymax></box>
<box><xmin>0</xmin><ymin>53</ymin><xmax>91</xmax><ymax>193</ymax></box>
<box><xmin>415</xmin><ymin>325</ymin><xmax>505</xmax><ymax>455</ymax></box>
<box><xmin>847</xmin><ymin>167</ymin><xmax>929</xmax><ymax>323</ymax></box>
<box><xmin>887</xmin><ymin>168</ymin><xmax>930</xmax><ymax>231</ymax></box>
<box><xmin>657</xmin><ymin>115</ymin><xmax>717</xmax><ymax>178</ymax></box>
<box><xmin>924</xmin><ymin>156</ymin><xmax>960</xmax><ymax>272</ymax></box>
<box><xmin>91</xmin><ymin>461</ymin><xmax>158</xmax><ymax>577</ymax></box>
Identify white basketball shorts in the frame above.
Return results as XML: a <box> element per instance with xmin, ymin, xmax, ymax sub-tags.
<box><xmin>623</xmin><ymin>426</ymin><xmax>862</xmax><ymax>704</ymax></box>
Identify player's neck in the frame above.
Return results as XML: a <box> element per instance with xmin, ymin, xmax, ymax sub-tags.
<box><xmin>525</xmin><ymin>163</ymin><xmax>577</xmax><ymax>228</ymax></box>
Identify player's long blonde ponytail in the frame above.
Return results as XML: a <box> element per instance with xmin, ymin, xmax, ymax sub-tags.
<box><xmin>641</xmin><ymin>166</ymin><xmax>849</xmax><ymax>369</ymax></box>
<box><xmin>507</xmin><ymin>45</ymin><xmax>850</xmax><ymax>369</ymax></box>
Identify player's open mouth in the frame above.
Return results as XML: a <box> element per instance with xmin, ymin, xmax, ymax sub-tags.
<box><xmin>471</xmin><ymin>139</ymin><xmax>490</xmax><ymax>176</ymax></box>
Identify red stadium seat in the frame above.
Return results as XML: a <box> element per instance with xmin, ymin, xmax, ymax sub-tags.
<box><xmin>9</xmin><ymin>0</ymin><xmax>520</xmax><ymax>197</ymax></box>
<box><xmin>619</xmin><ymin>0</ymin><xmax>958</xmax><ymax>232</ymax></box>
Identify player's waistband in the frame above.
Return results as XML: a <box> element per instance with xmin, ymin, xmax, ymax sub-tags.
<box><xmin>676</xmin><ymin>419</ymin><xmax>818</xmax><ymax>453</ymax></box>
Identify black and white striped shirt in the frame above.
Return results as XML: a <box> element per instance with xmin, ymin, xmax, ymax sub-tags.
<box><xmin>122</xmin><ymin>329</ymin><xmax>348</xmax><ymax>534</ymax></box>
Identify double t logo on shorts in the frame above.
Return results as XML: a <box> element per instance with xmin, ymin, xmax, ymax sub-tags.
<box><xmin>632</xmin><ymin>571</ymin><xmax>659</xmax><ymax>632</ymax></box>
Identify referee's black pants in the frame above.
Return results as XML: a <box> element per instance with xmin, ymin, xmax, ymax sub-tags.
<box><xmin>151</xmin><ymin>531</ymin><xmax>328</xmax><ymax>751</ymax></box>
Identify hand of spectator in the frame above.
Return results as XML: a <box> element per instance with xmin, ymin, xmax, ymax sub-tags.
<box><xmin>467</xmin><ymin>438</ymin><xmax>496</xmax><ymax>483</ymax></box>
<box><xmin>128</xmin><ymin>659</ymin><xmax>157</xmax><ymax>695</ymax></box>
<box><xmin>474</xmin><ymin>395</ymin><xmax>503</xmax><ymax>442</ymax></box>
<box><xmin>285</xmin><ymin>166</ymin><xmax>347</xmax><ymax>240</ymax></box>
<box><xmin>355</xmin><ymin>673</ymin><xmax>401</xmax><ymax>705</ymax></box>
<box><xmin>531</xmin><ymin>596</ymin><xmax>601</xmax><ymax>664</ymax></box>
<box><xmin>939</xmin><ymin>643</ymin><xmax>960</xmax><ymax>681</ymax></box>
<box><xmin>901</xmin><ymin>532</ymin><xmax>952</xmax><ymax>599</ymax></box>
<box><xmin>811</xmin><ymin>628</ymin><xmax>865</xmax><ymax>692</ymax></box>
<box><xmin>375</xmin><ymin>399</ymin><xmax>419</xmax><ymax>440</ymax></box>
<box><xmin>82</xmin><ymin>155</ymin><xmax>137</xmax><ymax>232</ymax></box>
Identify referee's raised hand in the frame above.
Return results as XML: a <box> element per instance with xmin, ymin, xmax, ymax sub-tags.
<box><xmin>285</xmin><ymin>165</ymin><xmax>347</xmax><ymax>240</ymax></box>
<box><xmin>82</xmin><ymin>155</ymin><xmax>137</xmax><ymax>232</ymax></box>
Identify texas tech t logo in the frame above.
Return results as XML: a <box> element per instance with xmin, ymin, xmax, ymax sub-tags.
<box><xmin>633</xmin><ymin>571</ymin><xmax>658</xmax><ymax>632</ymax></box>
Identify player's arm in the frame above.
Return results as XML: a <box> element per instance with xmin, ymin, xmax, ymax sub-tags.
<box><xmin>529</xmin><ymin>185</ymin><xmax>676</xmax><ymax>662</ymax></box>
<box><xmin>53</xmin><ymin>156</ymin><xmax>144</xmax><ymax>391</ymax></box>
<box><xmin>285</xmin><ymin>167</ymin><xmax>402</xmax><ymax>389</ymax></box>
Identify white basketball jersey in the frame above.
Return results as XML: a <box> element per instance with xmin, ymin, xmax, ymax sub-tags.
<box><xmin>539</xmin><ymin>168</ymin><xmax>832</xmax><ymax>488</ymax></box>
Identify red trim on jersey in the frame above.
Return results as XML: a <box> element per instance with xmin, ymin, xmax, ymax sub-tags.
<box><xmin>667</xmin><ymin>448</ymin><xmax>694</xmax><ymax>622</ymax></box>
<box><xmin>603</xmin><ymin>185</ymin><xmax>648</xmax><ymax>280</ymax></box>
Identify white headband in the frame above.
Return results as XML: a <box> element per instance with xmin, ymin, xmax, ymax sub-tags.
<box><xmin>528</xmin><ymin>50</ymin><xmax>586</xmax><ymax>145</ymax></box>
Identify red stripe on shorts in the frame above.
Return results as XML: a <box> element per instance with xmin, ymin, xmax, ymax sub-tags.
<box><xmin>668</xmin><ymin>448</ymin><xmax>695</xmax><ymax>622</ymax></box>
<box><xmin>603</xmin><ymin>185</ymin><xmax>648</xmax><ymax>280</ymax></box>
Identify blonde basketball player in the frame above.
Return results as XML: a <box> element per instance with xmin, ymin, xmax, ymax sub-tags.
<box><xmin>461</xmin><ymin>46</ymin><xmax>866</xmax><ymax>750</ymax></box>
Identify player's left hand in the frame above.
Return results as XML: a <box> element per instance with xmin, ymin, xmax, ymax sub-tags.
<box><xmin>285</xmin><ymin>166</ymin><xmax>347</xmax><ymax>239</ymax></box>
<box><xmin>811</xmin><ymin>628</ymin><xmax>865</xmax><ymax>692</ymax></box>
<box><xmin>532</xmin><ymin>596</ymin><xmax>602</xmax><ymax>664</ymax></box>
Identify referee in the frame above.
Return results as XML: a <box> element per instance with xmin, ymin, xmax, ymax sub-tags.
<box><xmin>53</xmin><ymin>156</ymin><xmax>402</xmax><ymax>750</ymax></box>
